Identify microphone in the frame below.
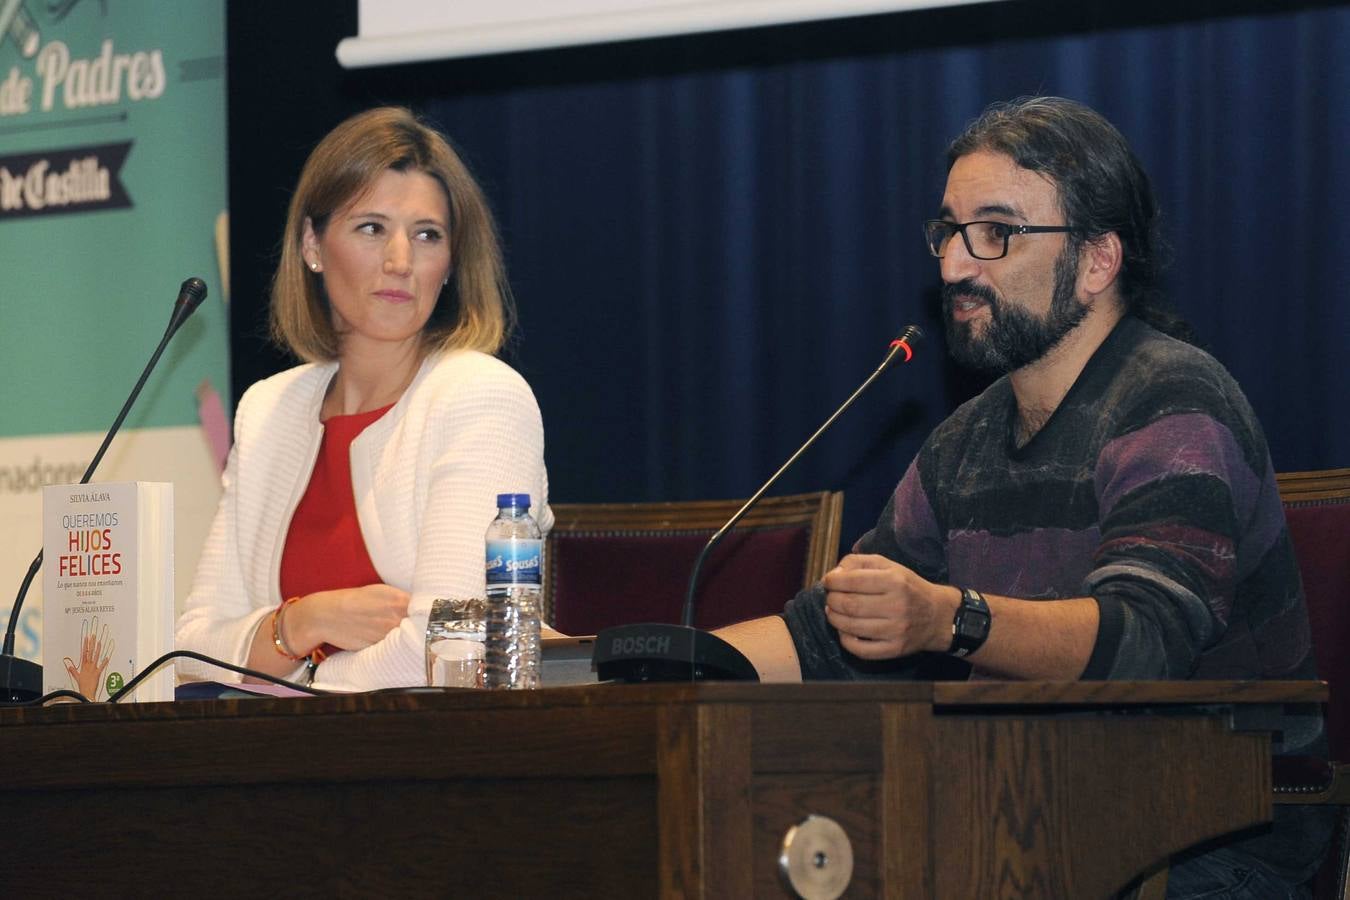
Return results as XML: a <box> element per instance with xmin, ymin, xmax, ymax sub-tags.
<box><xmin>167</xmin><ymin>276</ymin><xmax>209</xmax><ymax>339</ymax></box>
<box><xmin>1</xmin><ymin>277</ymin><xmax>209</xmax><ymax>704</ymax></box>
<box><xmin>592</xmin><ymin>325</ymin><xmax>923</xmax><ymax>683</ymax></box>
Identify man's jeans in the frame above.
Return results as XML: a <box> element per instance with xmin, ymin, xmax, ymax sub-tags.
<box><xmin>1166</xmin><ymin>847</ymin><xmax>1310</xmax><ymax>900</ymax></box>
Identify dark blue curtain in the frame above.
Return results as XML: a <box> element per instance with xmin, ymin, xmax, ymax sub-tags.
<box><xmin>409</xmin><ymin>1</ymin><xmax>1350</xmax><ymax>547</ymax></box>
<box><xmin>230</xmin><ymin>1</ymin><xmax>1350</xmax><ymax>550</ymax></box>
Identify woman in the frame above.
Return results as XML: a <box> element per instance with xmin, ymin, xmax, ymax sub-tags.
<box><xmin>176</xmin><ymin>107</ymin><xmax>551</xmax><ymax>691</ymax></box>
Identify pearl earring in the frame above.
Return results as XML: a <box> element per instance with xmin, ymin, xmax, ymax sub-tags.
<box><xmin>309</xmin><ymin>261</ymin><xmax>319</xmax><ymax>271</ymax></box>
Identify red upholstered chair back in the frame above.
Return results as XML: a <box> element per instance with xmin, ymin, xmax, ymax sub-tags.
<box><xmin>1278</xmin><ymin>468</ymin><xmax>1350</xmax><ymax>763</ymax></box>
<box><xmin>543</xmin><ymin>491</ymin><xmax>843</xmax><ymax>635</ymax></box>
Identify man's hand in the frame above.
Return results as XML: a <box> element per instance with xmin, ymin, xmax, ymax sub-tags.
<box><xmin>822</xmin><ymin>554</ymin><xmax>960</xmax><ymax>660</ymax></box>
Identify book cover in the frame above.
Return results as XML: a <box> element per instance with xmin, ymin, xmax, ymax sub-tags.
<box><xmin>41</xmin><ymin>482</ymin><xmax>174</xmax><ymax>702</ymax></box>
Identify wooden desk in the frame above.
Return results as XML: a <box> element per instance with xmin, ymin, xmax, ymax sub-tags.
<box><xmin>0</xmin><ymin>681</ymin><xmax>1322</xmax><ymax>898</ymax></box>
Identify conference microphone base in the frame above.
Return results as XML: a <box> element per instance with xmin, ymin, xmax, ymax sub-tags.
<box><xmin>0</xmin><ymin>653</ymin><xmax>42</xmax><ymax>704</ymax></box>
<box><xmin>592</xmin><ymin>623</ymin><xmax>759</xmax><ymax>683</ymax></box>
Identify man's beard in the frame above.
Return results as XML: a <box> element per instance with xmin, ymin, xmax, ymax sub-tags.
<box><xmin>942</xmin><ymin>247</ymin><xmax>1087</xmax><ymax>374</ymax></box>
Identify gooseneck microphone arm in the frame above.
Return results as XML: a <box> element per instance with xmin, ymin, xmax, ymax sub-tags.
<box><xmin>679</xmin><ymin>325</ymin><xmax>923</xmax><ymax>628</ymax></box>
<box><xmin>1</xmin><ymin>277</ymin><xmax>208</xmax><ymax>702</ymax></box>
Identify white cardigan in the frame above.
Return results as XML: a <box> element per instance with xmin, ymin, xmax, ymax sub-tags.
<box><xmin>174</xmin><ymin>349</ymin><xmax>552</xmax><ymax>691</ymax></box>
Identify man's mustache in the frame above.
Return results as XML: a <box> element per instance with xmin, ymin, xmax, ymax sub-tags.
<box><xmin>942</xmin><ymin>279</ymin><xmax>1000</xmax><ymax>310</ymax></box>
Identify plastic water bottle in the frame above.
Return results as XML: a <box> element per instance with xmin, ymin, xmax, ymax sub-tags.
<box><xmin>483</xmin><ymin>493</ymin><xmax>542</xmax><ymax>689</ymax></box>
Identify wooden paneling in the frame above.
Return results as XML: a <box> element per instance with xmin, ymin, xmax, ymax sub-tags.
<box><xmin>0</xmin><ymin>682</ymin><xmax>1311</xmax><ymax>897</ymax></box>
<box><xmin>932</xmin><ymin>715</ymin><xmax>1268</xmax><ymax>898</ymax></box>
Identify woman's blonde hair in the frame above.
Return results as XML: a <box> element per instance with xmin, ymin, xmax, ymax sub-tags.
<box><xmin>270</xmin><ymin>107</ymin><xmax>514</xmax><ymax>361</ymax></box>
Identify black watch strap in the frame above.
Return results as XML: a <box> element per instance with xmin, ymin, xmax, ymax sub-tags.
<box><xmin>948</xmin><ymin>587</ymin><xmax>991</xmax><ymax>658</ymax></box>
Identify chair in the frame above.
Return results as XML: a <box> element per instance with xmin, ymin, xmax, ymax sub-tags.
<box><xmin>1124</xmin><ymin>468</ymin><xmax>1350</xmax><ymax>900</ymax></box>
<box><xmin>543</xmin><ymin>490</ymin><xmax>843</xmax><ymax>635</ymax></box>
<box><xmin>1274</xmin><ymin>468</ymin><xmax>1350</xmax><ymax>900</ymax></box>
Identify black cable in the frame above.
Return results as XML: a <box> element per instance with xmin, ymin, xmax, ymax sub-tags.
<box><xmin>24</xmin><ymin>689</ymin><xmax>93</xmax><ymax>705</ymax></box>
<box><xmin>15</xmin><ymin>650</ymin><xmax>332</xmax><ymax>706</ymax></box>
<box><xmin>107</xmin><ymin>650</ymin><xmax>332</xmax><ymax>702</ymax></box>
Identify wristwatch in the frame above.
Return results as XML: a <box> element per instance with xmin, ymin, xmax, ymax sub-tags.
<box><xmin>949</xmin><ymin>587</ymin><xmax>991</xmax><ymax>658</ymax></box>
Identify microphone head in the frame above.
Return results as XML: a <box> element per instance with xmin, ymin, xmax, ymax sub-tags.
<box><xmin>166</xmin><ymin>277</ymin><xmax>208</xmax><ymax>336</ymax></box>
<box><xmin>177</xmin><ymin>277</ymin><xmax>208</xmax><ymax>316</ymax></box>
<box><xmin>893</xmin><ymin>324</ymin><xmax>923</xmax><ymax>347</ymax></box>
<box><xmin>887</xmin><ymin>325</ymin><xmax>923</xmax><ymax>364</ymax></box>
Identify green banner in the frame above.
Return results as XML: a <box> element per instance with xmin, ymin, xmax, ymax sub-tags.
<box><xmin>0</xmin><ymin>0</ymin><xmax>229</xmax><ymax>668</ymax></box>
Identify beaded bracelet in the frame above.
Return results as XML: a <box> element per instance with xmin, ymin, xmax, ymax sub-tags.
<box><xmin>270</xmin><ymin>597</ymin><xmax>306</xmax><ymax>661</ymax></box>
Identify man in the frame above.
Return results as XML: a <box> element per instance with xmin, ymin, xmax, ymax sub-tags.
<box><xmin>720</xmin><ymin>96</ymin><xmax>1329</xmax><ymax>897</ymax></box>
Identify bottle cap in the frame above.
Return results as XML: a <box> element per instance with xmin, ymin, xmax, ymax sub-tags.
<box><xmin>496</xmin><ymin>493</ymin><xmax>530</xmax><ymax>509</ymax></box>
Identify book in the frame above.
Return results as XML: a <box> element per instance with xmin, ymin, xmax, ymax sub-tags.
<box><xmin>42</xmin><ymin>482</ymin><xmax>174</xmax><ymax>702</ymax></box>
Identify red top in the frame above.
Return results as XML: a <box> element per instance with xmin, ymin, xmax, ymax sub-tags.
<box><xmin>279</xmin><ymin>404</ymin><xmax>393</xmax><ymax>651</ymax></box>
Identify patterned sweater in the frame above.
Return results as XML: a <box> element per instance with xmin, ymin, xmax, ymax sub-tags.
<box><xmin>783</xmin><ymin>315</ymin><xmax>1327</xmax><ymax>880</ymax></box>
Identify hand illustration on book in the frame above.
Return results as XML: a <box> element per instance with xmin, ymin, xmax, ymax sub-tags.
<box><xmin>63</xmin><ymin>616</ymin><xmax>115</xmax><ymax>700</ymax></box>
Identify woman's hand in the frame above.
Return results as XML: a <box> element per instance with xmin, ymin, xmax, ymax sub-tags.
<box><xmin>285</xmin><ymin>584</ymin><xmax>411</xmax><ymax>653</ymax></box>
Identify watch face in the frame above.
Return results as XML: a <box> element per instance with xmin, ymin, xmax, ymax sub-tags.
<box><xmin>951</xmin><ymin>590</ymin><xmax>991</xmax><ymax>655</ymax></box>
<box><xmin>960</xmin><ymin>613</ymin><xmax>990</xmax><ymax>641</ymax></box>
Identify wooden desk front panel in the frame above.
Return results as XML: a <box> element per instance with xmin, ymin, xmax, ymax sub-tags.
<box><xmin>0</xmin><ymin>684</ymin><xmax>1297</xmax><ymax>898</ymax></box>
<box><xmin>929</xmin><ymin>713</ymin><xmax>1269</xmax><ymax>898</ymax></box>
<box><xmin>744</xmin><ymin>703</ymin><xmax>1271</xmax><ymax>898</ymax></box>
<box><xmin>8</xmin><ymin>775</ymin><xmax>658</xmax><ymax>897</ymax></box>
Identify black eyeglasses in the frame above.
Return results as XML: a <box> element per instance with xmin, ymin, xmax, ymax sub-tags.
<box><xmin>923</xmin><ymin>219</ymin><xmax>1076</xmax><ymax>261</ymax></box>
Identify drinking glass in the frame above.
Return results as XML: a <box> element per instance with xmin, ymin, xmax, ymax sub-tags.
<box><xmin>425</xmin><ymin>597</ymin><xmax>486</xmax><ymax>688</ymax></box>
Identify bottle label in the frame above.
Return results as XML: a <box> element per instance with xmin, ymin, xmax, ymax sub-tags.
<box><xmin>485</xmin><ymin>539</ymin><xmax>542</xmax><ymax>587</ymax></box>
